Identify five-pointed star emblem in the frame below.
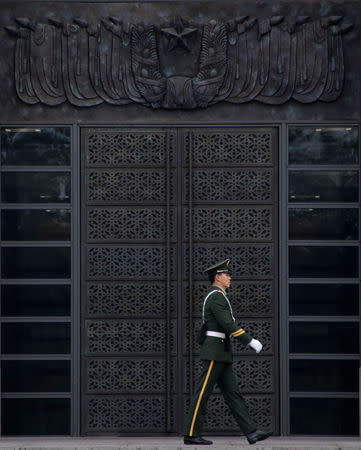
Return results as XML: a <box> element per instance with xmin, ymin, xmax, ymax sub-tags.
<box><xmin>161</xmin><ymin>17</ymin><xmax>197</xmax><ymax>52</ymax></box>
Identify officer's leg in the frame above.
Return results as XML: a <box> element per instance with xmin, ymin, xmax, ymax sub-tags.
<box><xmin>184</xmin><ymin>360</ymin><xmax>223</xmax><ymax>437</ymax></box>
<box><xmin>217</xmin><ymin>363</ymin><xmax>257</xmax><ymax>435</ymax></box>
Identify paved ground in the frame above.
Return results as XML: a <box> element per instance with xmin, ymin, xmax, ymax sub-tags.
<box><xmin>0</xmin><ymin>437</ymin><xmax>360</xmax><ymax>449</ymax></box>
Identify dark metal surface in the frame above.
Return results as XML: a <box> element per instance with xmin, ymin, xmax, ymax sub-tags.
<box><xmin>4</xmin><ymin>14</ymin><xmax>353</xmax><ymax>109</ymax></box>
<box><xmin>81</xmin><ymin>125</ymin><xmax>279</xmax><ymax>435</ymax></box>
<box><xmin>0</xmin><ymin>1</ymin><xmax>360</xmax><ymax>123</ymax></box>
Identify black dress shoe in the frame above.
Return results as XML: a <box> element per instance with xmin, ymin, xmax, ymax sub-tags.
<box><xmin>246</xmin><ymin>429</ymin><xmax>273</xmax><ymax>445</ymax></box>
<box><xmin>184</xmin><ymin>436</ymin><xmax>213</xmax><ymax>445</ymax></box>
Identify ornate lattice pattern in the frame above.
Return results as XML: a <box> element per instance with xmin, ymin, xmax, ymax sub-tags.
<box><xmin>187</xmin><ymin>131</ymin><xmax>273</xmax><ymax>165</ymax></box>
<box><xmin>87</xmin><ymin>207</ymin><xmax>176</xmax><ymax>241</ymax></box>
<box><xmin>185</xmin><ymin>281</ymin><xmax>274</xmax><ymax>317</ymax></box>
<box><xmin>185</xmin><ymin>319</ymin><xmax>273</xmax><ymax>354</ymax></box>
<box><xmin>85</xmin><ymin>319</ymin><xmax>176</xmax><ymax>354</ymax></box>
<box><xmin>81</xmin><ymin>126</ymin><xmax>278</xmax><ymax>435</ymax></box>
<box><xmin>185</xmin><ymin>207</ymin><xmax>273</xmax><ymax>241</ymax></box>
<box><xmin>86</xmin><ymin>282</ymin><xmax>176</xmax><ymax>317</ymax></box>
<box><xmin>87</xmin><ymin>246</ymin><xmax>175</xmax><ymax>279</ymax></box>
<box><xmin>86</xmin><ymin>396</ymin><xmax>173</xmax><ymax>431</ymax></box>
<box><xmin>187</xmin><ymin>169</ymin><xmax>273</xmax><ymax>202</ymax></box>
<box><xmin>86</xmin><ymin>358</ymin><xmax>175</xmax><ymax>393</ymax></box>
<box><xmin>190</xmin><ymin>395</ymin><xmax>274</xmax><ymax>431</ymax></box>
<box><xmin>185</xmin><ymin>245</ymin><xmax>274</xmax><ymax>278</ymax></box>
<box><xmin>186</xmin><ymin>358</ymin><xmax>274</xmax><ymax>394</ymax></box>
<box><xmin>86</xmin><ymin>169</ymin><xmax>174</xmax><ymax>203</ymax></box>
<box><xmin>86</xmin><ymin>131</ymin><xmax>175</xmax><ymax>166</ymax></box>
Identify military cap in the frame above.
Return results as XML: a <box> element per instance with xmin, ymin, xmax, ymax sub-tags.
<box><xmin>204</xmin><ymin>259</ymin><xmax>231</xmax><ymax>277</ymax></box>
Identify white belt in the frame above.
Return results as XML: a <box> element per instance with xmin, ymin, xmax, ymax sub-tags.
<box><xmin>206</xmin><ymin>331</ymin><xmax>226</xmax><ymax>339</ymax></box>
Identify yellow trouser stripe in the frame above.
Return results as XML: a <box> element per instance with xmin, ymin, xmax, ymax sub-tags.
<box><xmin>189</xmin><ymin>360</ymin><xmax>214</xmax><ymax>436</ymax></box>
<box><xmin>231</xmin><ymin>329</ymin><xmax>245</xmax><ymax>337</ymax></box>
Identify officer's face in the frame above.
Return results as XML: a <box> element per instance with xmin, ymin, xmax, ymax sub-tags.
<box><xmin>217</xmin><ymin>272</ymin><xmax>231</xmax><ymax>289</ymax></box>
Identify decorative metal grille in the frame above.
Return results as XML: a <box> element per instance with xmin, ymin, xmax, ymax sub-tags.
<box><xmin>186</xmin><ymin>131</ymin><xmax>274</xmax><ymax>165</ymax></box>
<box><xmin>81</xmin><ymin>126</ymin><xmax>278</xmax><ymax>435</ymax></box>
<box><xmin>86</xmin><ymin>246</ymin><xmax>176</xmax><ymax>279</ymax></box>
<box><xmin>85</xmin><ymin>319</ymin><xmax>176</xmax><ymax>355</ymax></box>
<box><xmin>87</xmin><ymin>207</ymin><xmax>177</xmax><ymax>241</ymax></box>
<box><xmin>184</xmin><ymin>207</ymin><xmax>273</xmax><ymax>241</ymax></box>
<box><xmin>86</xmin><ymin>282</ymin><xmax>177</xmax><ymax>317</ymax></box>
<box><xmin>86</xmin><ymin>358</ymin><xmax>176</xmax><ymax>393</ymax></box>
<box><xmin>86</xmin><ymin>131</ymin><xmax>176</xmax><ymax>166</ymax></box>
<box><xmin>186</xmin><ymin>169</ymin><xmax>273</xmax><ymax>202</ymax></box>
<box><xmin>86</xmin><ymin>169</ymin><xmax>176</xmax><ymax>203</ymax></box>
<box><xmin>85</xmin><ymin>396</ymin><xmax>174</xmax><ymax>433</ymax></box>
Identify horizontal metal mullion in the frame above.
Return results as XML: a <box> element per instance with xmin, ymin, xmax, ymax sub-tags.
<box><xmin>288</xmin><ymin>241</ymin><xmax>360</xmax><ymax>246</ymax></box>
<box><xmin>0</xmin><ymin>167</ymin><xmax>71</xmax><ymax>172</ymax></box>
<box><xmin>289</xmin><ymin>392</ymin><xmax>359</xmax><ymax>398</ymax></box>
<box><xmin>181</xmin><ymin>200</ymin><xmax>275</xmax><ymax>205</ymax></box>
<box><xmin>85</xmin><ymin>202</ymin><xmax>176</xmax><ymax>207</ymax></box>
<box><xmin>1</xmin><ymin>241</ymin><xmax>71</xmax><ymax>247</ymax></box>
<box><xmin>84</xmin><ymin>165</ymin><xmax>176</xmax><ymax>170</ymax></box>
<box><xmin>0</xmin><ymin>355</ymin><xmax>72</xmax><ymax>360</ymax></box>
<box><xmin>190</xmin><ymin>164</ymin><xmax>275</xmax><ymax>169</ymax></box>
<box><xmin>0</xmin><ymin>317</ymin><xmax>71</xmax><ymax>322</ymax></box>
<box><xmin>289</xmin><ymin>353</ymin><xmax>361</xmax><ymax>359</ymax></box>
<box><xmin>286</xmin><ymin>123</ymin><xmax>360</xmax><ymax>127</ymax></box>
<box><xmin>189</xmin><ymin>202</ymin><xmax>275</xmax><ymax>207</ymax></box>
<box><xmin>288</xmin><ymin>316</ymin><xmax>360</xmax><ymax>322</ymax></box>
<box><xmin>0</xmin><ymin>204</ymin><xmax>72</xmax><ymax>210</ymax></box>
<box><xmin>84</xmin><ymin>353</ymin><xmax>173</xmax><ymax>358</ymax></box>
<box><xmin>288</xmin><ymin>354</ymin><xmax>360</xmax><ymax>360</ymax></box>
<box><xmin>191</xmin><ymin>240</ymin><xmax>275</xmax><ymax>244</ymax></box>
<box><xmin>287</xmin><ymin>166</ymin><xmax>360</xmax><ymax>171</ymax></box>
<box><xmin>86</xmin><ymin>240</ymin><xmax>177</xmax><ymax>245</ymax></box>
<box><xmin>0</xmin><ymin>279</ymin><xmax>71</xmax><ymax>285</ymax></box>
<box><xmin>288</xmin><ymin>203</ymin><xmax>360</xmax><ymax>209</ymax></box>
<box><xmin>288</xmin><ymin>278</ymin><xmax>360</xmax><ymax>284</ymax></box>
<box><xmin>1</xmin><ymin>393</ymin><xmax>72</xmax><ymax>398</ymax></box>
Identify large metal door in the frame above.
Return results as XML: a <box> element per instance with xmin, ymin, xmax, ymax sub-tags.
<box><xmin>81</xmin><ymin>126</ymin><xmax>278</xmax><ymax>435</ymax></box>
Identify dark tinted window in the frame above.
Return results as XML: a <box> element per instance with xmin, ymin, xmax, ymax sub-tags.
<box><xmin>2</xmin><ymin>398</ymin><xmax>70</xmax><ymax>435</ymax></box>
<box><xmin>2</xmin><ymin>172</ymin><xmax>71</xmax><ymax>203</ymax></box>
<box><xmin>2</xmin><ymin>323</ymin><xmax>71</xmax><ymax>354</ymax></box>
<box><xmin>290</xmin><ymin>359</ymin><xmax>359</xmax><ymax>392</ymax></box>
<box><xmin>1</xmin><ymin>127</ymin><xmax>70</xmax><ymax>166</ymax></box>
<box><xmin>289</xmin><ymin>127</ymin><xmax>359</xmax><ymax>165</ymax></box>
<box><xmin>289</xmin><ymin>171</ymin><xmax>358</xmax><ymax>202</ymax></box>
<box><xmin>1</xmin><ymin>247</ymin><xmax>71</xmax><ymax>279</ymax></box>
<box><xmin>1</xmin><ymin>285</ymin><xmax>70</xmax><ymax>316</ymax></box>
<box><xmin>289</xmin><ymin>208</ymin><xmax>358</xmax><ymax>240</ymax></box>
<box><xmin>2</xmin><ymin>209</ymin><xmax>71</xmax><ymax>241</ymax></box>
<box><xmin>290</xmin><ymin>322</ymin><xmax>359</xmax><ymax>354</ymax></box>
<box><xmin>2</xmin><ymin>360</ymin><xmax>70</xmax><ymax>392</ymax></box>
<box><xmin>289</xmin><ymin>284</ymin><xmax>359</xmax><ymax>316</ymax></box>
<box><xmin>290</xmin><ymin>398</ymin><xmax>358</xmax><ymax>435</ymax></box>
<box><xmin>289</xmin><ymin>246</ymin><xmax>358</xmax><ymax>278</ymax></box>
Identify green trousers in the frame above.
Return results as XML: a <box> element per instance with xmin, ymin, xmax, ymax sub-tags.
<box><xmin>184</xmin><ymin>360</ymin><xmax>257</xmax><ymax>437</ymax></box>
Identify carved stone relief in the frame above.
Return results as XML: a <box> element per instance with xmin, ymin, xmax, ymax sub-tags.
<box><xmin>5</xmin><ymin>14</ymin><xmax>353</xmax><ymax>109</ymax></box>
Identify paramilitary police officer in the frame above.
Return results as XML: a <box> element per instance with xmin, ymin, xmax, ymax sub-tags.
<box><xmin>183</xmin><ymin>259</ymin><xmax>273</xmax><ymax>446</ymax></box>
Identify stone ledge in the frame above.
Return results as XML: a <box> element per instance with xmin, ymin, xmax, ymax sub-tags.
<box><xmin>0</xmin><ymin>437</ymin><xmax>360</xmax><ymax>450</ymax></box>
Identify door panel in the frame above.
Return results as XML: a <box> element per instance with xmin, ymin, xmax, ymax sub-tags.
<box><xmin>81</xmin><ymin>126</ymin><xmax>278</xmax><ymax>435</ymax></box>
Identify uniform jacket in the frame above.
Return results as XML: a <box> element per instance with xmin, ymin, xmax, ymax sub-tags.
<box><xmin>199</xmin><ymin>285</ymin><xmax>252</xmax><ymax>363</ymax></box>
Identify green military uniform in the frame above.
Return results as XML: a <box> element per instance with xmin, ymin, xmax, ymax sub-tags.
<box><xmin>184</xmin><ymin>259</ymin><xmax>258</xmax><ymax>438</ymax></box>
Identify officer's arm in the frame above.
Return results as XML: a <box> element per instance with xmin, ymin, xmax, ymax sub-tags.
<box><xmin>209</xmin><ymin>294</ymin><xmax>252</xmax><ymax>346</ymax></box>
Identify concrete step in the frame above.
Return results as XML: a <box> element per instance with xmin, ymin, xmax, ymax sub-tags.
<box><xmin>0</xmin><ymin>437</ymin><xmax>360</xmax><ymax>450</ymax></box>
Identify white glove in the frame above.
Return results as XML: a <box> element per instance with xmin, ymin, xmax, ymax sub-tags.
<box><xmin>249</xmin><ymin>338</ymin><xmax>263</xmax><ymax>353</ymax></box>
